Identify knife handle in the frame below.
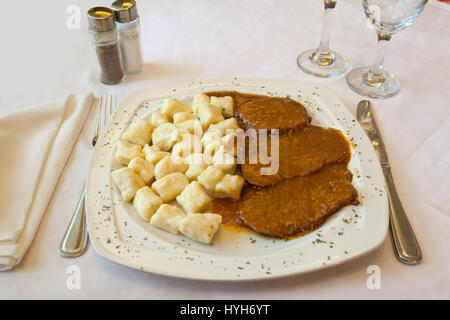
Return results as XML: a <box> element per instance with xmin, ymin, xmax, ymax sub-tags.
<box><xmin>383</xmin><ymin>168</ymin><xmax>422</xmax><ymax>264</ymax></box>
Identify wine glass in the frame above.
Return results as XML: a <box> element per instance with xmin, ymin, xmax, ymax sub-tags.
<box><xmin>346</xmin><ymin>0</ymin><xmax>428</xmax><ymax>99</ymax></box>
<box><xmin>297</xmin><ymin>0</ymin><xmax>349</xmax><ymax>78</ymax></box>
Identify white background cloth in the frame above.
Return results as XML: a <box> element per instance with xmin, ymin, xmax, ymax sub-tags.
<box><xmin>0</xmin><ymin>0</ymin><xmax>448</xmax><ymax>299</ymax></box>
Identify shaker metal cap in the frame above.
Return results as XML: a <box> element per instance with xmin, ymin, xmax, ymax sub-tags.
<box><xmin>87</xmin><ymin>7</ymin><xmax>116</xmax><ymax>32</ymax></box>
<box><xmin>111</xmin><ymin>0</ymin><xmax>139</xmax><ymax>23</ymax></box>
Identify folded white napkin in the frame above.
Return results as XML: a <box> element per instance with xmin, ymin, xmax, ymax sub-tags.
<box><xmin>0</xmin><ymin>93</ymin><xmax>94</xmax><ymax>271</ymax></box>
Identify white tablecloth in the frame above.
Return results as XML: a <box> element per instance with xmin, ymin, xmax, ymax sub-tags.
<box><xmin>0</xmin><ymin>0</ymin><xmax>448</xmax><ymax>299</ymax></box>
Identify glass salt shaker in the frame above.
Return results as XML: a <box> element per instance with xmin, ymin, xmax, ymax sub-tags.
<box><xmin>87</xmin><ymin>7</ymin><xmax>125</xmax><ymax>85</ymax></box>
<box><xmin>112</xmin><ymin>0</ymin><xmax>144</xmax><ymax>75</ymax></box>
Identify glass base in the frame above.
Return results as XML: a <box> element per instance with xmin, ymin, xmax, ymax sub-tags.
<box><xmin>100</xmin><ymin>74</ymin><xmax>125</xmax><ymax>86</ymax></box>
<box><xmin>346</xmin><ymin>67</ymin><xmax>400</xmax><ymax>99</ymax></box>
<box><xmin>126</xmin><ymin>65</ymin><xmax>145</xmax><ymax>75</ymax></box>
<box><xmin>297</xmin><ymin>49</ymin><xmax>349</xmax><ymax>78</ymax></box>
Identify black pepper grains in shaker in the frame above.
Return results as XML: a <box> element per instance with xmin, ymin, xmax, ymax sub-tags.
<box><xmin>95</xmin><ymin>43</ymin><xmax>124</xmax><ymax>85</ymax></box>
<box><xmin>88</xmin><ymin>7</ymin><xmax>124</xmax><ymax>85</ymax></box>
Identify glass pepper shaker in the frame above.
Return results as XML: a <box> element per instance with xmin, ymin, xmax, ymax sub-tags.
<box><xmin>87</xmin><ymin>7</ymin><xmax>125</xmax><ymax>85</ymax></box>
<box><xmin>112</xmin><ymin>0</ymin><xmax>144</xmax><ymax>75</ymax></box>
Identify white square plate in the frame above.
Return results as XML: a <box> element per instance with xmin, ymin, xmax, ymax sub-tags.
<box><xmin>86</xmin><ymin>78</ymin><xmax>389</xmax><ymax>281</ymax></box>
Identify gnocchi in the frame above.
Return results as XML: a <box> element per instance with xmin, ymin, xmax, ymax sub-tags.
<box><xmin>115</xmin><ymin>140</ymin><xmax>145</xmax><ymax>166</ymax></box>
<box><xmin>212</xmin><ymin>151</ymin><xmax>237</xmax><ymax>175</ymax></box>
<box><xmin>172</xmin><ymin>134</ymin><xmax>202</xmax><ymax>159</ymax></box>
<box><xmin>202</xmin><ymin>129</ymin><xmax>222</xmax><ymax>164</ymax></box>
<box><xmin>220</xmin><ymin>132</ymin><xmax>238</xmax><ymax>156</ymax></box>
<box><xmin>133</xmin><ymin>186</ymin><xmax>163</xmax><ymax>221</ymax></box>
<box><xmin>122</xmin><ymin>119</ymin><xmax>152</xmax><ymax>146</ymax></box>
<box><xmin>198</xmin><ymin>103</ymin><xmax>224</xmax><ymax>130</ymax></box>
<box><xmin>210</xmin><ymin>96</ymin><xmax>234</xmax><ymax>118</ymax></box>
<box><xmin>214</xmin><ymin>174</ymin><xmax>245</xmax><ymax>200</ymax></box>
<box><xmin>154</xmin><ymin>155</ymin><xmax>188</xmax><ymax>180</ymax></box>
<box><xmin>202</xmin><ymin>127</ymin><xmax>222</xmax><ymax>146</ymax></box>
<box><xmin>161</xmin><ymin>99</ymin><xmax>191</xmax><ymax>120</ymax></box>
<box><xmin>197</xmin><ymin>166</ymin><xmax>225</xmax><ymax>192</ymax></box>
<box><xmin>184</xmin><ymin>153</ymin><xmax>208</xmax><ymax>181</ymax></box>
<box><xmin>178</xmin><ymin>213</ymin><xmax>222</xmax><ymax>244</ymax></box>
<box><xmin>175</xmin><ymin>119</ymin><xmax>203</xmax><ymax>137</ymax></box>
<box><xmin>150</xmin><ymin>204</ymin><xmax>186</xmax><ymax>234</ymax></box>
<box><xmin>111</xmin><ymin>167</ymin><xmax>145</xmax><ymax>202</ymax></box>
<box><xmin>192</xmin><ymin>93</ymin><xmax>210</xmax><ymax>115</ymax></box>
<box><xmin>151</xmin><ymin>122</ymin><xmax>179</xmax><ymax>151</ymax></box>
<box><xmin>143</xmin><ymin>144</ymin><xmax>171</xmax><ymax>165</ymax></box>
<box><xmin>173</xmin><ymin>111</ymin><xmax>198</xmax><ymax>124</ymax></box>
<box><xmin>151</xmin><ymin>172</ymin><xmax>189</xmax><ymax>202</ymax></box>
<box><xmin>176</xmin><ymin>181</ymin><xmax>212</xmax><ymax>213</ymax></box>
<box><xmin>208</xmin><ymin>118</ymin><xmax>239</xmax><ymax>136</ymax></box>
<box><xmin>150</xmin><ymin>111</ymin><xmax>169</xmax><ymax>127</ymax></box>
<box><xmin>128</xmin><ymin>157</ymin><xmax>155</xmax><ymax>184</ymax></box>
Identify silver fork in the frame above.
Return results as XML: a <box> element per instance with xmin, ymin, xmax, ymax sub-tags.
<box><xmin>58</xmin><ymin>95</ymin><xmax>116</xmax><ymax>257</ymax></box>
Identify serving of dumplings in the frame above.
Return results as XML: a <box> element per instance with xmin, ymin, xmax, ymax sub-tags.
<box><xmin>111</xmin><ymin>94</ymin><xmax>245</xmax><ymax>244</ymax></box>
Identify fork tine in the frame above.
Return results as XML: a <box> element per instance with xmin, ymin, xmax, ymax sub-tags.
<box><xmin>102</xmin><ymin>95</ymin><xmax>108</xmax><ymax>130</ymax></box>
<box><xmin>95</xmin><ymin>96</ymin><xmax>103</xmax><ymax>136</ymax></box>
<box><xmin>108</xmin><ymin>94</ymin><xmax>113</xmax><ymax>118</ymax></box>
<box><xmin>92</xmin><ymin>96</ymin><xmax>103</xmax><ymax>146</ymax></box>
<box><xmin>102</xmin><ymin>94</ymin><xmax>115</xmax><ymax>131</ymax></box>
<box><xmin>106</xmin><ymin>95</ymin><xmax>111</xmax><ymax>125</ymax></box>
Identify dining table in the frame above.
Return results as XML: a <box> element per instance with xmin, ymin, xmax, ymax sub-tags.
<box><xmin>0</xmin><ymin>0</ymin><xmax>448</xmax><ymax>299</ymax></box>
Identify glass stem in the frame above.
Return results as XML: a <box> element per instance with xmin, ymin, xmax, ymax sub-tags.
<box><xmin>311</xmin><ymin>0</ymin><xmax>337</xmax><ymax>66</ymax></box>
<box><xmin>363</xmin><ymin>32</ymin><xmax>391</xmax><ymax>86</ymax></box>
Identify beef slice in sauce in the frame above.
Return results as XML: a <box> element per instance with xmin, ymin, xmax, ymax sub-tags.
<box><xmin>238</xmin><ymin>164</ymin><xmax>358</xmax><ymax>238</ymax></box>
<box><xmin>236</xmin><ymin>96</ymin><xmax>311</xmax><ymax>131</ymax></box>
<box><xmin>241</xmin><ymin>126</ymin><xmax>351</xmax><ymax>187</ymax></box>
<box><xmin>206</xmin><ymin>91</ymin><xmax>311</xmax><ymax>132</ymax></box>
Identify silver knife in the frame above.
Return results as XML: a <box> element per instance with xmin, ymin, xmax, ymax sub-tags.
<box><xmin>357</xmin><ymin>100</ymin><xmax>422</xmax><ymax>264</ymax></box>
